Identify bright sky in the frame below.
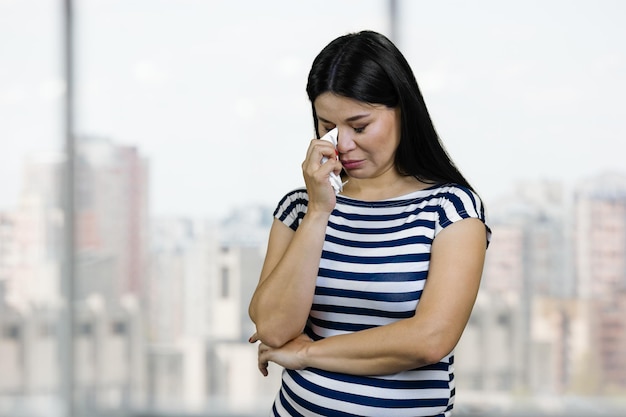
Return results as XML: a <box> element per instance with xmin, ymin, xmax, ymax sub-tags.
<box><xmin>1</xmin><ymin>0</ymin><xmax>625</xmax><ymax>219</ymax></box>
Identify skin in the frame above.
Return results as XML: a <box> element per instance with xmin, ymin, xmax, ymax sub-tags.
<box><xmin>248</xmin><ymin>92</ymin><xmax>487</xmax><ymax>377</ymax></box>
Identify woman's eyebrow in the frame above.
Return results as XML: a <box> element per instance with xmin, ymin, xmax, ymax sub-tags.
<box><xmin>318</xmin><ymin>114</ymin><xmax>370</xmax><ymax>124</ymax></box>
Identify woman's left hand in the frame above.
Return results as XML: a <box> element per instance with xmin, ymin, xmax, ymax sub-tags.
<box><xmin>251</xmin><ymin>333</ymin><xmax>313</xmax><ymax>377</ymax></box>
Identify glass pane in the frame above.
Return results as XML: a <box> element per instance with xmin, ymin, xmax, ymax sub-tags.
<box><xmin>71</xmin><ymin>1</ymin><xmax>388</xmax><ymax>415</ymax></box>
<box><xmin>2</xmin><ymin>1</ymin><xmax>626</xmax><ymax>417</ymax></box>
<box><xmin>0</xmin><ymin>1</ymin><xmax>64</xmax><ymax>416</ymax></box>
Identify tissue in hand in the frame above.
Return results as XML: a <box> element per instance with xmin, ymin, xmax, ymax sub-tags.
<box><xmin>319</xmin><ymin>127</ymin><xmax>343</xmax><ymax>194</ymax></box>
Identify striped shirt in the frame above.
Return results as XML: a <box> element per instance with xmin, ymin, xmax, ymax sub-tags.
<box><xmin>271</xmin><ymin>183</ymin><xmax>490</xmax><ymax>417</ymax></box>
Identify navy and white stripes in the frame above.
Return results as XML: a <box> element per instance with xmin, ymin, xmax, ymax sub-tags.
<box><xmin>270</xmin><ymin>183</ymin><xmax>489</xmax><ymax>417</ymax></box>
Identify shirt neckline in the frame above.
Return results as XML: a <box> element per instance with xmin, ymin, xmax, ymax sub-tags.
<box><xmin>335</xmin><ymin>182</ymin><xmax>448</xmax><ymax>207</ymax></box>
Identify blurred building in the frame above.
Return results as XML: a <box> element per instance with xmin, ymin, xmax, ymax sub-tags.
<box><xmin>0</xmin><ymin>137</ymin><xmax>150</xmax><ymax>415</ymax></box>
<box><xmin>0</xmin><ymin>153</ymin><xmax>65</xmax><ymax>309</ymax></box>
<box><xmin>474</xmin><ymin>181</ymin><xmax>573</xmax><ymax>392</ymax></box>
<box><xmin>458</xmin><ymin>174</ymin><xmax>626</xmax><ymax>398</ymax></box>
<box><xmin>482</xmin><ymin>179</ymin><xmax>572</xmax><ymax>298</ymax></box>
<box><xmin>574</xmin><ymin>172</ymin><xmax>626</xmax><ymax>299</ymax></box>
<box><xmin>76</xmin><ymin>136</ymin><xmax>150</xmax><ymax>302</ymax></box>
<box><xmin>455</xmin><ymin>291</ymin><xmax>520</xmax><ymax>393</ymax></box>
<box><xmin>0</xmin><ymin>136</ymin><xmax>150</xmax><ymax>307</ymax></box>
<box><xmin>574</xmin><ymin>172</ymin><xmax>626</xmax><ymax>392</ymax></box>
<box><xmin>0</xmin><ymin>212</ymin><xmax>16</xmax><ymax>305</ymax></box>
<box><xmin>0</xmin><ymin>298</ymin><xmax>144</xmax><ymax>416</ymax></box>
<box><xmin>146</xmin><ymin>207</ymin><xmax>279</xmax><ymax>413</ymax></box>
<box><xmin>461</xmin><ymin>180</ymin><xmax>575</xmax><ymax>395</ymax></box>
<box><xmin>0</xmin><ymin>136</ymin><xmax>283</xmax><ymax>415</ymax></box>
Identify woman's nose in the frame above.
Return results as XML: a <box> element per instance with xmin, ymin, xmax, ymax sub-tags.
<box><xmin>336</xmin><ymin>129</ymin><xmax>355</xmax><ymax>153</ymax></box>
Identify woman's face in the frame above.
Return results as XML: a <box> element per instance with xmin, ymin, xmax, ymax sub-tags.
<box><xmin>314</xmin><ymin>92</ymin><xmax>401</xmax><ymax>181</ymax></box>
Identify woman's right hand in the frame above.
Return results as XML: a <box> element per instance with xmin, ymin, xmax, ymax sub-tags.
<box><xmin>302</xmin><ymin>138</ymin><xmax>342</xmax><ymax>213</ymax></box>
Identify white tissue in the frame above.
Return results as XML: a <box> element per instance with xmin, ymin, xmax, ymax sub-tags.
<box><xmin>320</xmin><ymin>128</ymin><xmax>343</xmax><ymax>194</ymax></box>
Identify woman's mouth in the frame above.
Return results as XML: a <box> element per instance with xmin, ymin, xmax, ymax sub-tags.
<box><xmin>341</xmin><ymin>159</ymin><xmax>364</xmax><ymax>170</ymax></box>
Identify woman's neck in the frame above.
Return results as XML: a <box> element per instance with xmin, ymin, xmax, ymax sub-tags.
<box><xmin>341</xmin><ymin>173</ymin><xmax>430</xmax><ymax>201</ymax></box>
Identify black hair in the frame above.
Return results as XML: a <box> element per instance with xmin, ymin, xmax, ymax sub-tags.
<box><xmin>306</xmin><ymin>30</ymin><xmax>475</xmax><ymax>191</ymax></box>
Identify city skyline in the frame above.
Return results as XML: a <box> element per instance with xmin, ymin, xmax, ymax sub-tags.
<box><xmin>3</xmin><ymin>137</ymin><xmax>625</xmax><ymax>223</ymax></box>
<box><xmin>2</xmin><ymin>136</ymin><xmax>626</xmax><ymax>416</ymax></box>
<box><xmin>1</xmin><ymin>0</ymin><xmax>626</xmax><ymax>219</ymax></box>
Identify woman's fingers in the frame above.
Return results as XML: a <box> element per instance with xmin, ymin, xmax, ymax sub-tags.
<box><xmin>258</xmin><ymin>342</ymin><xmax>270</xmax><ymax>377</ymax></box>
<box><xmin>250</xmin><ymin>334</ymin><xmax>270</xmax><ymax>376</ymax></box>
<box><xmin>305</xmin><ymin>139</ymin><xmax>335</xmax><ymax>164</ymax></box>
<box><xmin>301</xmin><ymin>139</ymin><xmax>340</xmax><ymax>212</ymax></box>
<box><xmin>303</xmin><ymin>139</ymin><xmax>340</xmax><ymax>175</ymax></box>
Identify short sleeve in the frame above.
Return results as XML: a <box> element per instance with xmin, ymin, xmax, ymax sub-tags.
<box><xmin>273</xmin><ymin>188</ymin><xmax>309</xmax><ymax>232</ymax></box>
<box><xmin>434</xmin><ymin>185</ymin><xmax>492</xmax><ymax>245</ymax></box>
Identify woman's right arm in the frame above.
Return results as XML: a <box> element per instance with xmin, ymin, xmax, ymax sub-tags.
<box><xmin>248</xmin><ymin>210</ymin><xmax>330</xmax><ymax>348</ymax></box>
<box><xmin>249</xmin><ymin>136</ymin><xmax>340</xmax><ymax>348</ymax></box>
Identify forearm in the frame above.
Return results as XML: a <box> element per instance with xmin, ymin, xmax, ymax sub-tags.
<box><xmin>303</xmin><ymin>317</ymin><xmax>450</xmax><ymax>376</ymax></box>
<box><xmin>249</xmin><ymin>211</ymin><xmax>330</xmax><ymax>347</ymax></box>
<box><xmin>256</xmin><ymin>316</ymin><xmax>456</xmax><ymax>378</ymax></box>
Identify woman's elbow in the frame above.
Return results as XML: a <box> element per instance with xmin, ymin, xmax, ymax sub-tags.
<box><xmin>420</xmin><ymin>345</ymin><xmax>453</xmax><ymax>366</ymax></box>
<box><xmin>250</xmin><ymin>311</ymin><xmax>301</xmax><ymax>348</ymax></box>
<box><xmin>248</xmin><ymin>303</ymin><xmax>259</xmax><ymax>326</ymax></box>
<box><xmin>254</xmin><ymin>323</ymin><xmax>297</xmax><ymax>348</ymax></box>
<box><xmin>249</xmin><ymin>302</ymin><xmax>306</xmax><ymax>347</ymax></box>
<box><xmin>415</xmin><ymin>334</ymin><xmax>457</xmax><ymax>366</ymax></box>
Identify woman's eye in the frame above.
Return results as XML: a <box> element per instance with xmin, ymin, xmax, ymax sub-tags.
<box><xmin>354</xmin><ymin>126</ymin><xmax>367</xmax><ymax>133</ymax></box>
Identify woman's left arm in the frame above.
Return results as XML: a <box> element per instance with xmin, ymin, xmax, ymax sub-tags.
<box><xmin>254</xmin><ymin>217</ymin><xmax>488</xmax><ymax>376</ymax></box>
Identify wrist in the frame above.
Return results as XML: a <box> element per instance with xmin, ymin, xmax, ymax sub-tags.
<box><xmin>302</xmin><ymin>208</ymin><xmax>332</xmax><ymax>224</ymax></box>
<box><xmin>299</xmin><ymin>339</ymin><xmax>314</xmax><ymax>369</ymax></box>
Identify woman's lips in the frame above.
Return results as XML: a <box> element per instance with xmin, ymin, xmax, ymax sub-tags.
<box><xmin>341</xmin><ymin>159</ymin><xmax>364</xmax><ymax>170</ymax></box>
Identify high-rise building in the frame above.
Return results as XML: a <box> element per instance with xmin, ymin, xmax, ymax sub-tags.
<box><xmin>575</xmin><ymin>172</ymin><xmax>626</xmax><ymax>299</ymax></box>
<box><xmin>0</xmin><ymin>139</ymin><xmax>150</xmax><ymax>414</ymax></box>
<box><xmin>467</xmin><ymin>180</ymin><xmax>577</xmax><ymax>394</ymax></box>
<box><xmin>483</xmin><ymin>180</ymin><xmax>572</xmax><ymax>298</ymax></box>
<box><xmin>574</xmin><ymin>172</ymin><xmax>626</xmax><ymax>391</ymax></box>
<box><xmin>0</xmin><ymin>212</ymin><xmax>17</xmax><ymax>305</ymax></box>
<box><xmin>146</xmin><ymin>207</ymin><xmax>279</xmax><ymax>412</ymax></box>
<box><xmin>1</xmin><ymin>153</ymin><xmax>65</xmax><ymax>309</ymax></box>
<box><xmin>75</xmin><ymin>136</ymin><xmax>149</xmax><ymax>302</ymax></box>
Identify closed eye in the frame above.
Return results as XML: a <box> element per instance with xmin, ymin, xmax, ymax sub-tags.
<box><xmin>354</xmin><ymin>125</ymin><xmax>367</xmax><ymax>133</ymax></box>
<box><xmin>321</xmin><ymin>125</ymin><xmax>336</xmax><ymax>134</ymax></box>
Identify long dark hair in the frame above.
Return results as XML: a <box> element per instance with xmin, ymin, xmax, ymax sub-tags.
<box><xmin>306</xmin><ymin>30</ymin><xmax>475</xmax><ymax>191</ymax></box>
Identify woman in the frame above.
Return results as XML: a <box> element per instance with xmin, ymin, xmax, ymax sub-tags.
<box><xmin>248</xmin><ymin>30</ymin><xmax>490</xmax><ymax>417</ymax></box>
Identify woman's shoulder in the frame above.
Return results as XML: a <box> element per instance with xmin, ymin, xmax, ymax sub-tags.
<box><xmin>274</xmin><ymin>187</ymin><xmax>309</xmax><ymax>210</ymax></box>
<box><xmin>428</xmin><ymin>182</ymin><xmax>490</xmax><ymax>238</ymax></box>
<box><xmin>273</xmin><ymin>187</ymin><xmax>309</xmax><ymax>231</ymax></box>
<box><xmin>427</xmin><ymin>182</ymin><xmax>475</xmax><ymax>195</ymax></box>
<box><xmin>425</xmin><ymin>182</ymin><xmax>485</xmax><ymax>206</ymax></box>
